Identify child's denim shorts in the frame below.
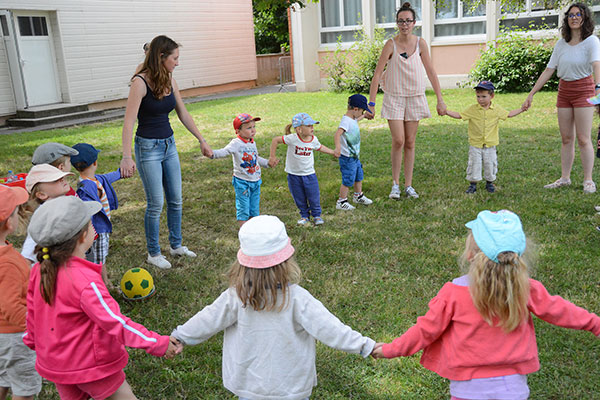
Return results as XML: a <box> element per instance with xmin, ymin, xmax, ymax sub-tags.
<box><xmin>339</xmin><ymin>155</ymin><xmax>364</xmax><ymax>187</ymax></box>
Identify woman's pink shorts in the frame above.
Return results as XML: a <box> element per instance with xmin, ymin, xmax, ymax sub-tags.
<box><xmin>556</xmin><ymin>75</ymin><xmax>595</xmax><ymax>108</ymax></box>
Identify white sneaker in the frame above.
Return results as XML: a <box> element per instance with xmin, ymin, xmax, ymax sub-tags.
<box><xmin>544</xmin><ymin>178</ymin><xmax>571</xmax><ymax>189</ymax></box>
<box><xmin>169</xmin><ymin>246</ymin><xmax>197</xmax><ymax>258</ymax></box>
<box><xmin>297</xmin><ymin>217</ymin><xmax>310</xmax><ymax>226</ymax></box>
<box><xmin>389</xmin><ymin>185</ymin><xmax>401</xmax><ymax>200</ymax></box>
<box><xmin>147</xmin><ymin>253</ymin><xmax>172</xmax><ymax>269</ymax></box>
<box><xmin>314</xmin><ymin>216</ymin><xmax>325</xmax><ymax>225</ymax></box>
<box><xmin>583</xmin><ymin>180</ymin><xmax>596</xmax><ymax>194</ymax></box>
<box><xmin>405</xmin><ymin>186</ymin><xmax>419</xmax><ymax>199</ymax></box>
<box><xmin>353</xmin><ymin>192</ymin><xmax>373</xmax><ymax>205</ymax></box>
<box><xmin>336</xmin><ymin>199</ymin><xmax>355</xmax><ymax>211</ymax></box>
<box><xmin>594</xmin><ymin>205</ymin><xmax>600</xmax><ymax>212</ymax></box>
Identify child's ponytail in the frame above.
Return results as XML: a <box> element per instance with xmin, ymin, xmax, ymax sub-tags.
<box><xmin>35</xmin><ymin>223</ymin><xmax>88</xmax><ymax>305</ymax></box>
<box><xmin>469</xmin><ymin>249</ymin><xmax>530</xmax><ymax>332</ymax></box>
<box><xmin>284</xmin><ymin>123</ymin><xmax>293</xmax><ymax>135</ymax></box>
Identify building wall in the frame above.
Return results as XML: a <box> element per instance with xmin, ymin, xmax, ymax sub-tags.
<box><xmin>0</xmin><ymin>0</ymin><xmax>257</xmax><ymax>116</ymax></box>
<box><xmin>0</xmin><ymin>40</ymin><xmax>16</xmax><ymax>116</ymax></box>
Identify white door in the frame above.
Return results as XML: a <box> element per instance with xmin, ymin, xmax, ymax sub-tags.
<box><xmin>14</xmin><ymin>13</ymin><xmax>61</xmax><ymax>107</ymax></box>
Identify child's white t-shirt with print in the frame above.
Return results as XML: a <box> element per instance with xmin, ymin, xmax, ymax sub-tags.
<box><xmin>282</xmin><ymin>133</ymin><xmax>322</xmax><ymax>176</ymax></box>
<box><xmin>338</xmin><ymin>115</ymin><xmax>361</xmax><ymax>158</ymax></box>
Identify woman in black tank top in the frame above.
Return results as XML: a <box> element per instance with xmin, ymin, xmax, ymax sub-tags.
<box><xmin>120</xmin><ymin>35</ymin><xmax>213</xmax><ymax>270</ymax></box>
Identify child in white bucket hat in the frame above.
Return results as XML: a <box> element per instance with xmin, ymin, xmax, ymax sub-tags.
<box><xmin>372</xmin><ymin>210</ymin><xmax>600</xmax><ymax>399</ymax></box>
<box><xmin>172</xmin><ymin>215</ymin><xmax>375</xmax><ymax>400</ymax></box>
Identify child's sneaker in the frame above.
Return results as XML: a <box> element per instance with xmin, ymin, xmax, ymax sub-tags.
<box><xmin>485</xmin><ymin>181</ymin><xmax>496</xmax><ymax>193</ymax></box>
<box><xmin>405</xmin><ymin>186</ymin><xmax>419</xmax><ymax>198</ymax></box>
<box><xmin>314</xmin><ymin>216</ymin><xmax>324</xmax><ymax>225</ymax></box>
<box><xmin>147</xmin><ymin>253</ymin><xmax>172</xmax><ymax>269</ymax></box>
<box><xmin>544</xmin><ymin>178</ymin><xmax>571</xmax><ymax>189</ymax></box>
<box><xmin>466</xmin><ymin>183</ymin><xmax>477</xmax><ymax>194</ymax></box>
<box><xmin>353</xmin><ymin>192</ymin><xmax>373</xmax><ymax>205</ymax></box>
<box><xmin>587</xmin><ymin>93</ymin><xmax>600</xmax><ymax>105</ymax></box>
<box><xmin>297</xmin><ymin>217</ymin><xmax>310</xmax><ymax>226</ymax></box>
<box><xmin>389</xmin><ymin>184</ymin><xmax>401</xmax><ymax>200</ymax></box>
<box><xmin>169</xmin><ymin>246</ymin><xmax>197</xmax><ymax>258</ymax></box>
<box><xmin>336</xmin><ymin>199</ymin><xmax>355</xmax><ymax>211</ymax></box>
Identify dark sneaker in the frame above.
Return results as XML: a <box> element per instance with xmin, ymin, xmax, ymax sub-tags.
<box><xmin>486</xmin><ymin>181</ymin><xmax>496</xmax><ymax>193</ymax></box>
<box><xmin>465</xmin><ymin>183</ymin><xmax>477</xmax><ymax>194</ymax></box>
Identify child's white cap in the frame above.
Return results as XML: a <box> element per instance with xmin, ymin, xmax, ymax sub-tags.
<box><xmin>26</xmin><ymin>164</ymin><xmax>73</xmax><ymax>193</ymax></box>
<box><xmin>237</xmin><ymin>215</ymin><xmax>295</xmax><ymax>269</ymax></box>
<box><xmin>28</xmin><ymin>196</ymin><xmax>101</xmax><ymax>247</ymax></box>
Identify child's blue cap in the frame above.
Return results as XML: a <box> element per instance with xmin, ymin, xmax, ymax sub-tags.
<box><xmin>474</xmin><ymin>80</ymin><xmax>495</xmax><ymax>91</ymax></box>
<box><xmin>465</xmin><ymin>210</ymin><xmax>526</xmax><ymax>263</ymax></box>
<box><xmin>71</xmin><ymin>143</ymin><xmax>100</xmax><ymax>168</ymax></box>
<box><xmin>292</xmin><ymin>112</ymin><xmax>319</xmax><ymax>128</ymax></box>
<box><xmin>348</xmin><ymin>94</ymin><xmax>372</xmax><ymax>113</ymax></box>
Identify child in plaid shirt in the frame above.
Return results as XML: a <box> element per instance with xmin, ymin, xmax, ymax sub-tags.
<box><xmin>71</xmin><ymin>143</ymin><xmax>125</xmax><ymax>283</ymax></box>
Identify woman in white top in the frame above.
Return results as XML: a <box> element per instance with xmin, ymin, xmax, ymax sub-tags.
<box><xmin>523</xmin><ymin>3</ymin><xmax>600</xmax><ymax>193</ymax></box>
<box><xmin>368</xmin><ymin>2</ymin><xmax>446</xmax><ymax>200</ymax></box>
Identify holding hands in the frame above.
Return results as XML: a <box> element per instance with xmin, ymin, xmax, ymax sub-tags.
<box><xmin>371</xmin><ymin>342</ymin><xmax>386</xmax><ymax>359</ymax></box>
<box><xmin>120</xmin><ymin>157</ymin><xmax>136</xmax><ymax>178</ymax></box>
<box><xmin>164</xmin><ymin>336</ymin><xmax>184</xmax><ymax>359</ymax></box>
<box><xmin>268</xmin><ymin>156</ymin><xmax>279</xmax><ymax>168</ymax></box>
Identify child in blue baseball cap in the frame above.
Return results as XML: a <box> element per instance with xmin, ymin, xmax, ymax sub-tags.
<box><xmin>442</xmin><ymin>81</ymin><xmax>527</xmax><ymax>194</ymax></box>
<box><xmin>71</xmin><ymin>143</ymin><xmax>129</xmax><ymax>283</ymax></box>
<box><xmin>333</xmin><ymin>94</ymin><xmax>373</xmax><ymax>211</ymax></box>
<box><xmin>372</xmin><ymin>210</ymin><xmax>600</xmax><ymax>399</ymax></box>
<box><xmin>268</xmin><ymin>113</ymin><xmax>336</xmax><ymax>226</ymax></box>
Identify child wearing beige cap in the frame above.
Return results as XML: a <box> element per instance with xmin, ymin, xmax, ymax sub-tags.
<box><xmin>20</xmin><ymin>164</ymin><xmax>74</xmax><ymax>264</ymax></box>
<box><xmin>0</xmin><ymin>185</ymin><xmax>41</xmax><ymax>400</ymax></box>
<box><xmin>172</xmin><ymin>215</ymin><xmax>375</xmax><ymax>400</ymax></box>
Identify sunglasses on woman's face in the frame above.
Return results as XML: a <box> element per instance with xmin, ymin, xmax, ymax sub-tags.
<box><xmin>397</xmin><ymin>19</ymin><xmax>415</xmax><ymax>25</ymax></box>
<box><xmin>568</xmin><ymin>12</ymin><xmax>582</xmax><ymax>19</ymax></box>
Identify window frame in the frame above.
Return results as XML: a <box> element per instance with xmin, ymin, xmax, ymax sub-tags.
<box><xmin>318</xmin><ymin>0</ymin><xmax>364</xmax><ymax>46</ymax></box>
<box><xmin>433</xmin><ymin>0</ymin><xmax>487</xmax><ymax>43</ymax></box>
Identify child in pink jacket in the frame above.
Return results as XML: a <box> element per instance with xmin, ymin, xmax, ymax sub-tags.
<box><xmin>373</xmin><ymin>210</ymin><xmax>600</xmax><ymax>399</ymax></box>
<box><xmin>23</xmin><ymin>196</ymin><xmax>181</xmax><ymax>400</ymax></box>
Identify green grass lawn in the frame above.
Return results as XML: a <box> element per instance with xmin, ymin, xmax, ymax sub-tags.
<box><xmin>2</xmin><ymin>89</ymin><xmax>599</xmax><ymax>399</ymax></box>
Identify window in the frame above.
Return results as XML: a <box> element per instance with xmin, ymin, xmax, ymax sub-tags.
<box><xmin>0</xmin><ymin>15</ymin><xmax>9</xmax><ymax>37</ymax></box>
<box><xmin>320</xmin><ymin>0</ymin><xmax>363</xmax><ymax>44</ymax></box>
<box><xmin>500</xmin><ymin>0</ymin><xmax>559</xmax><ymax>31</ymax></box>
<box><xmin>375</xmin><ymin>0</ymin><xmax>422</xmax><ymax>38</ymax></box>
<box><xmin>17</xmin><ymin>16</ymin><xmax>48</xmax><ymax>36</ymax></box>
<box><xmin>434</xmin><ymin>0</ymin><xmax>486</xmax><ymax>38</ymax></box>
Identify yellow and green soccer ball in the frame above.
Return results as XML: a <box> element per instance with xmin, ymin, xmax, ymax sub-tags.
<box><xmin>120</xmin><ymin>268</ymin><xmax>155</xmax><ymax>300</ymax></box>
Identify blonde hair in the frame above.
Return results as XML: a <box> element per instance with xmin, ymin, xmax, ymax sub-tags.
<box><xmin>17</xmin><ymin>186</ymin><xmax>45</xmax><ymax>231</ymax></box>
<box><xmin>284</xmin><ymin>123</ymin><xmax>294</xmax><ymax>135</ymax></box>
<box><xmin>228</xmin><ymin>257</ymin><xmax>302</xmax><ymax>312</ymax></box>
<box><xmin>50</xmin><ymin>155</ymin><xmax>69</xmax><ymax>169</ymax></box>
<box><xmin>463</xmin><ymin>232</ymin><xmax>530</xmax><ymax>332</ymax></box>
<box><xmin>35</xmin><ymin>223</ymin><xmax>88</xmax><ymax>305</ymax></box>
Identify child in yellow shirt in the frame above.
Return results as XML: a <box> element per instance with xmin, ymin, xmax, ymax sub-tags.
<box><xmin>443</xmin><ymin>81</ymin><xmax>526</xmax><ymax>194</ymax></box>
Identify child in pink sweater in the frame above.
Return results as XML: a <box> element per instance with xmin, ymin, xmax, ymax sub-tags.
<box><xmin>23</xmin><ymin>196</ymin><xmax>181</xmax><ymax>400</ymax></box>
<box><xmin>372</xmin><ymin>210</ymin><xmax>600</xmax><ymax>399</ymax></box>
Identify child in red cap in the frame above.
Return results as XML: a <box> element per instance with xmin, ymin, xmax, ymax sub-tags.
<box><xmin>211</xmin><ymin>113</ymin><xmax>269</xmax><ymax>226</ymax></box>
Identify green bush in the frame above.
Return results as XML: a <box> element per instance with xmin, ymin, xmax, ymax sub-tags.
<box><xmin>468</xmin><ymin>28</ymin><xmax>558</xmax><ymax>92</ymax></box>
<box><xmin>318</xmin><ymin>26</ymin><xmax>387</xmax><ymax>93</ymax></box>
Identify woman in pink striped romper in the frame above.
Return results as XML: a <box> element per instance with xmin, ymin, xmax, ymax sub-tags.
<box><xmin>368</xmin><ymin>2</ymin><xmax>446</xmax><ymax>199</ymax></box>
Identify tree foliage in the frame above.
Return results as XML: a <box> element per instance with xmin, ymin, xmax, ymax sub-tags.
<box><xmin>254</xmin><ymin>2</ymin><xmax>290</xmax><ymax>54</ymax></box>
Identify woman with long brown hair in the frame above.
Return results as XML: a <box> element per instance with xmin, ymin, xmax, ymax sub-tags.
<box><xmin>523</xmin><ymin>3</ymin><xmax>600</xmax><ymax>193</ymax></box>
<box><xmin>121</xmin><ymin>35</ymin><xmax>213</xmax><ymax>270</ymax></box>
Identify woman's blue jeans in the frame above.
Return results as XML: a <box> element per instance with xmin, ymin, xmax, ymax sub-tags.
<box><xmin>135</xmin><ymin>135</ymin><xmax>182</xmax><ymax>256</ymax></box>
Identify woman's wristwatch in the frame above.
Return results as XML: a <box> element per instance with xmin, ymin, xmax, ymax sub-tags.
<box><xmin>368</xmin><ymin>101</ymin><xmax>376</xmax><ymax>107</ymax></box>
<box><xmin>595</xmin><ymin>83</ymin><xmax>600</xmax><ymax>90</ymax></box>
